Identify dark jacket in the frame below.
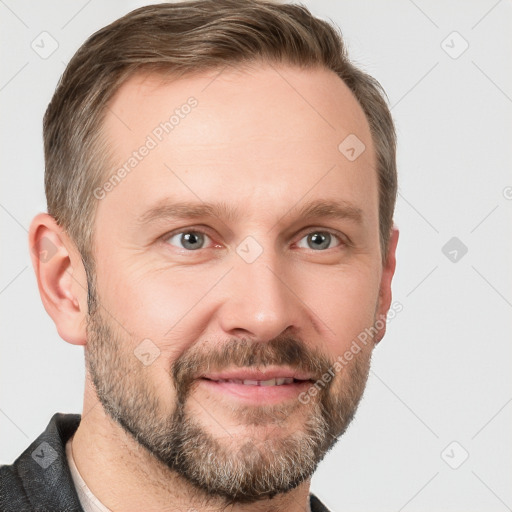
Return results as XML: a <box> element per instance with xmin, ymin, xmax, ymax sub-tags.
<box><xmin>0</xmin><ymin>412</ymin><xmax>332</xmax><ymax>512</ymax></box>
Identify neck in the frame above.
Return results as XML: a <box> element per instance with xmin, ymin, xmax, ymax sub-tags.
<box><xmin>71</xmin><ymin>382</ymin><xmax>312</xmax><ymax>512</ymax></box>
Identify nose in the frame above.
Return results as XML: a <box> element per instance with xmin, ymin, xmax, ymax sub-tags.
<box><xmin>216</xmin><ymin>246</ymin><xmax>305</xmax><ymax>343</ymax></box>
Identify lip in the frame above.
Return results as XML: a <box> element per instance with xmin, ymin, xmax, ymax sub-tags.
<box><xmin>197</xmin><ymin>367</ymin><xmax>315</xmax><ymax>404</ymax></box>
<box><xmin>198</xmin><ymin>378</ymin><xmax>313</xmax><ymax>403</ymax></box>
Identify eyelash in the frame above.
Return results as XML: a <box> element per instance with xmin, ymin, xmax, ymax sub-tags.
<box><xmin>161</xmin><ymin>226</ymin><xmax>348</xmax><ymax>253</ymax></box>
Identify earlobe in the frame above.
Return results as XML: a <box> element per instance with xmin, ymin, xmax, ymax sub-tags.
<box><xmin>28</xmin><ymin>213</ymin><xmax>89</xmax><ymax>346</ymax></box>
<box><xmin>374</xmin><ymin>226</ymin><xmax>399</xmax><ymax>344</ymax></box>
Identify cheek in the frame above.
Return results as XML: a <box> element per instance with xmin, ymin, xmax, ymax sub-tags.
<box><xmin>300</xmin><ymin>264</ymin><xmax>381</xmax><ymax>354</ymax></box>
<box><xmin>99</xmin><ymin>260</ymin><xmax>218</xmax><ymax>334</ymax></box>
<box><xmin>98</xmin><ymin>252</ymin><xmax>381</xmax><ymax>366</ymax></box>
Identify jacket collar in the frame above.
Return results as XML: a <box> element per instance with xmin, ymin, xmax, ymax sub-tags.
<box><xmin>10</xmin><ymin>412</ymin><xmax>83</xmax><ymax>511</ymax></box>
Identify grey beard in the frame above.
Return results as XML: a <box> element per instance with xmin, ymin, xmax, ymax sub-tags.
<box><xmin>85</xmin><ymin>307</ymin><xmax>370</xmax><ymax>506</ymax></box>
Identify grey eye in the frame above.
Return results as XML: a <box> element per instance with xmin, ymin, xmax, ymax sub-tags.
<box><xmin>167</xmin><ymin>231</ymin><xmax>209</xmax><ymax>250</ymax></box>
<box><xmin>297</xmin><ymin>231</ymin><xmax>340</xmax><ymax>251</ymax></box>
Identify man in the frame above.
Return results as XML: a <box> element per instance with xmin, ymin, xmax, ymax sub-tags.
<box><xmin>0</xmin><ymin>1</ymin><xmax>398</xmax><ymax>511</ymax></box>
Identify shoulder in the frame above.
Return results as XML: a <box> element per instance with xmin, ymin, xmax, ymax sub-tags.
<box><xmin>0</xmin><ymin>463</ymin><xmax>33</xmax><ymax>511</ymax></box>
<box><xmin>0</xmin><ymin>412</ymin><xmax>83</xmax><ymax>512</ymax></box>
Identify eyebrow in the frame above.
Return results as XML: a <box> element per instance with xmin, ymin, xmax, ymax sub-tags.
<box><xmin>135</xmin><ymin>198</ymin><xmax>363</xmax><ymax>228</ymax></box>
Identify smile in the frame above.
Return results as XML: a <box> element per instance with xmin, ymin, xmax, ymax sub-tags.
<box><xmin>198</xmin><ymin>371</ymin><xmax>314</xmax><ymax>404</ymax></box>
<box><xmin>204</xmin><ymin>377</ymin><xmax>296</xmax><ymax>386</ymax></box>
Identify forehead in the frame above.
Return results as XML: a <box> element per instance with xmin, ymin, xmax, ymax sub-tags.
<box><xmin>97</xmin><ymin>63</ymin><xmax>377</xmax><ymax>232</ymax></box>
<box><xmin>104</xmin><ymin>64</ymin><xmax>372</xmax><ymax>153</ymax></box>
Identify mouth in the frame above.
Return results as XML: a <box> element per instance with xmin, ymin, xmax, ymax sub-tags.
<box><xmin>197</xmin><ymin>368</ymin><xmax>315</xmax><ymax>403</ymax></box>
<box><xmin>202</xmin><ymin>377</ymin><xmax>307</xmax><ymax>386</ymax></box>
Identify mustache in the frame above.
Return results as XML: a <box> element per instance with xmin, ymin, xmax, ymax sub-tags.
<box><xmin>171</xmin><ymin>335</ymin><xmax>333</xmax><ymax>401</ymax></box>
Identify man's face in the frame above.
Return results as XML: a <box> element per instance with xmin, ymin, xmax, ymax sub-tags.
<box><xmin>85</xmin><ymin>63</ymin><xmax>389</xmax><ymax>503</ymax></box>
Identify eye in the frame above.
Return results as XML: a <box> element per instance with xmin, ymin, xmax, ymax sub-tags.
<box><xmin>162</xmin><ymin>228</ymin><xmax>346</xmax><ymax>253</ymax></box>
<box><xmin>296</xmin><ymin>230</ymin><xmax>344</xmax><ymax>251</ymax></box>
<box><xmin>164</xmin><ymin>230</ymin><xmax>213</xmax><ymax>251</ymax></box>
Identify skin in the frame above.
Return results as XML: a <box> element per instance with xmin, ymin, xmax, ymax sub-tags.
<box><xmin>29</xmin><ymin>63</ymin><xmax>399</xmax><ymax>512</ymax></box>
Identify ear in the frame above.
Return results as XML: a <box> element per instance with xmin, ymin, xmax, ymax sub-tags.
<box><xmin>28</xmin><ymin>213</ymin><xmax>89</xmax><ymax>346</ymax></box>
<box><xmin>374</xmin><ymin>226</ymin><xmax>399</xmax><ymax>344</ymax></box>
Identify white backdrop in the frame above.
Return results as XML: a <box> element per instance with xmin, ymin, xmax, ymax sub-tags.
<box><xmin>1</xmin><ymin>1</ymin><xmax>511</xmax><ymax>511</ymax></box>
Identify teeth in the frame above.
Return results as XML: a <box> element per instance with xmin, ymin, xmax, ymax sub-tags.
<box><xmin>214</xmin><ymin>377</ymin><xmax>295</xmax><ymax>386</ymax></box>
<box><xmin>242</xmin><ymin>379</ymin><xmax>260</xmax><ymax>386</ymax></box>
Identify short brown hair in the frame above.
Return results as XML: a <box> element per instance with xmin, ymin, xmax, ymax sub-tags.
<box><xmin>43</xmin><ymin>0</ymin><xmax>397</xmax><ymax>311</ymax></box>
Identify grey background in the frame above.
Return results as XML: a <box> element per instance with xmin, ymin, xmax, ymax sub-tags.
<box><xmin>1</xmin><ymin>1</ymin><xmax>511</xmax><ymax>510</ymax></box>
